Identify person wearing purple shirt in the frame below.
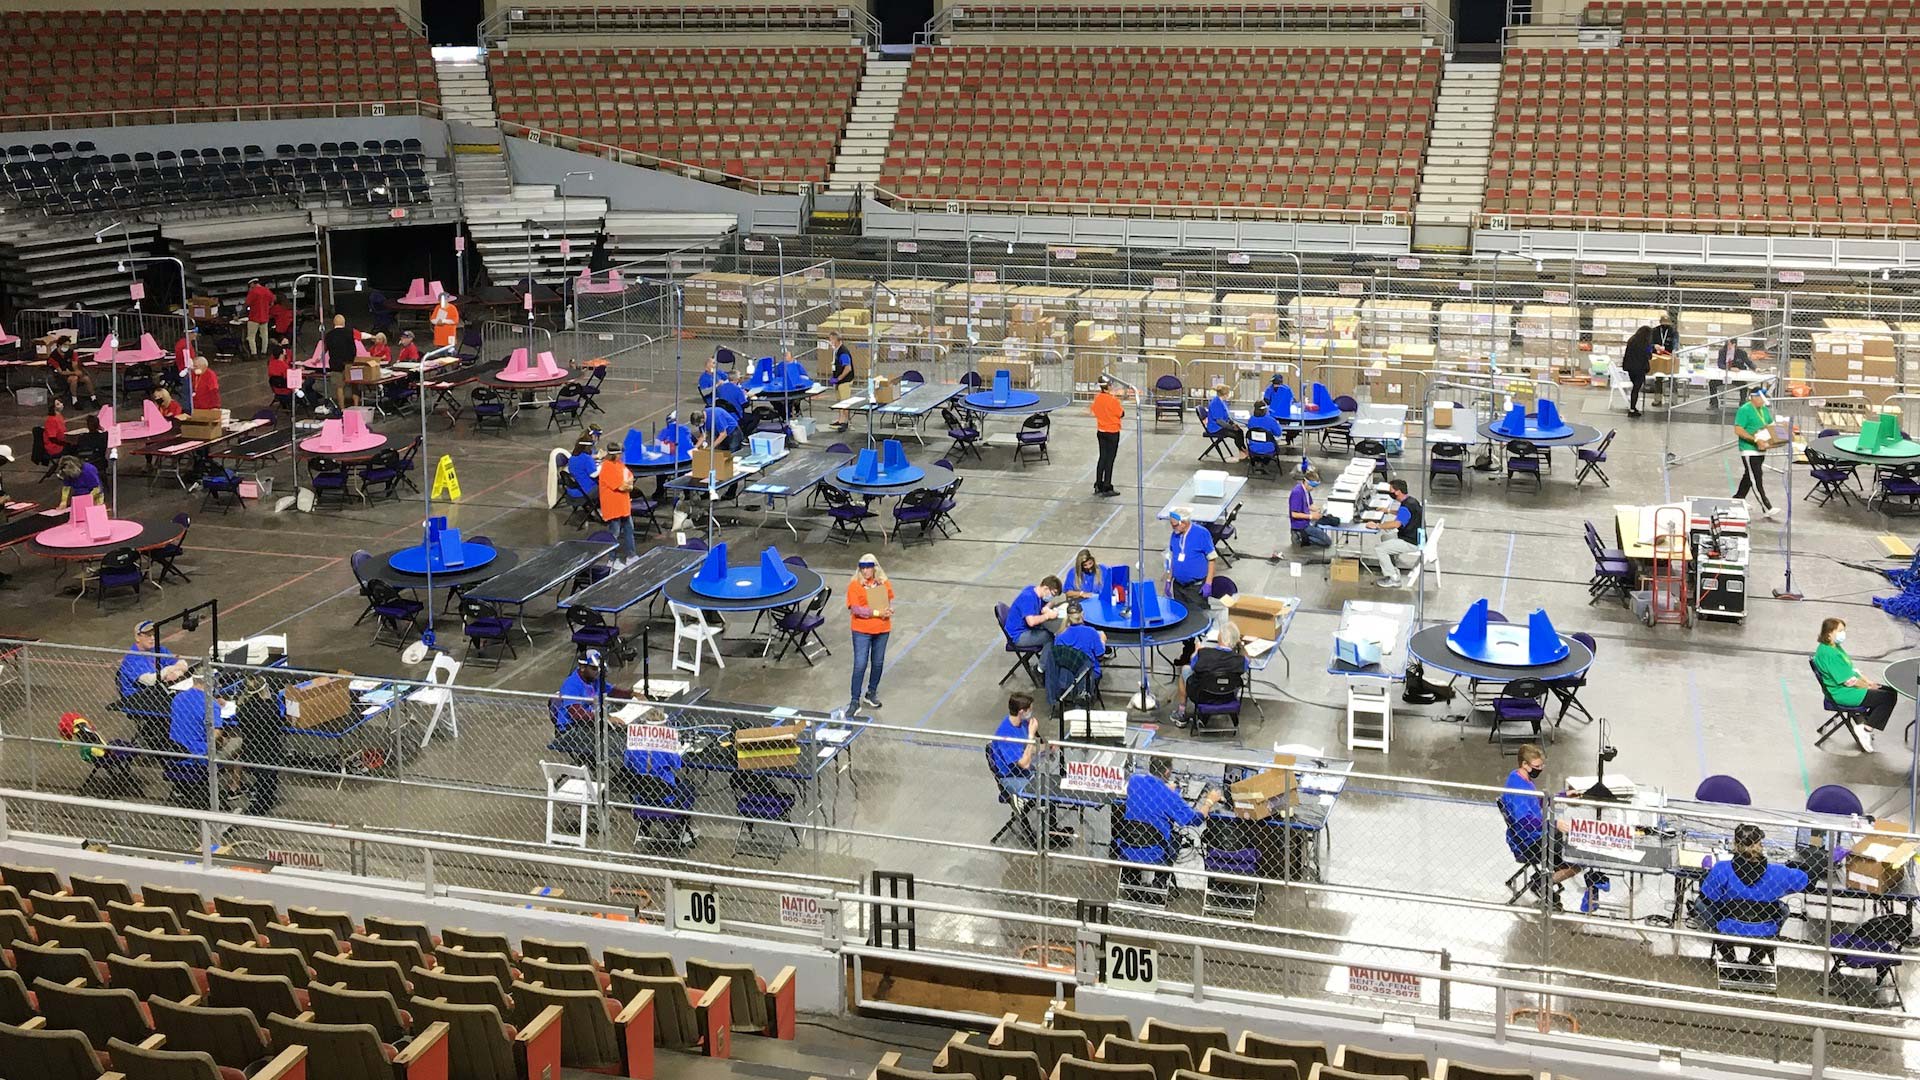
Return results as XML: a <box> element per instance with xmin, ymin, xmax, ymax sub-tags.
<box><xmin>1289</xmin><ymin>468</ymin><xmax>1331</xmax><ymax>547</ymax></box>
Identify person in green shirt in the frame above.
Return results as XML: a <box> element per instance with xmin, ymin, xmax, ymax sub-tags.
<box><xmin>1813</xmin><ymin>616</ymin><xmax>1895</xmax><ymax>751</ymax></box>
<box><xmin>1732</xmin><ymin>385</ymin><xmax>1779</xmax><ymax>519</ymax></box>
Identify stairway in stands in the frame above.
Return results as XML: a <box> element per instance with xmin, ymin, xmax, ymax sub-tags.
<box><xmin>163</xmin><ymin>215</ymin><xmax>319</xmax><ymax>299</ymax></box>
<box><xmin>1411</xmin><ymin>60</ymin><xmax>1501</xmax><ymax>253</ymax></box>
<box><xmin>0</xmin><ymin>214</ymin><xmax>162</xmax><ymax>311</ymax></box>
<box><xmin>826</xmin><ymin>54</ymin><xmax>910</xmax><ymax>196</ymax></box>
<box><xmin>602</xmin><ymin>213</ymin><xmax>735</xmax><ymax>277</ymax></box>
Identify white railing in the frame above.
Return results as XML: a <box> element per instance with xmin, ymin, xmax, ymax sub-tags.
<box><xmin>479</xmin><ymin>3</ymin><xmax>881</xmax><ymax>46</ymax></box>
<box><xmin>868</xmin><ymin>185</ymin><xmax>1406</xmax><ymax>226</ymax></box>
<box><xmin>921</xmin><ymin>1</ymin><xmax>1453</xmax><ymax>48</ymax></box>
<box><xmin>1475</xmin><ymin>210</ymin><xmax>1920</xmax><ymax>244</ymax></box>
<box><xmin>0</xmin><ymin>100</ymin><xmax>443</xmax><ymax>134</ymax></box>
<box><xmin>498</xmin><ymin>120</ymin><xmax>812</xmax><ymax>196</ymax></box>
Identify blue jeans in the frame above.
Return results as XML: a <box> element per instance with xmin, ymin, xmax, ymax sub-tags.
<box><xmin>606</xmin><ymin>514</ymin><xmax>636</xmax><ymax>560</ymax></box>
<box><xmin>1294</xmin><ymin>523</ymin><xmax>1331</xmax><ymax>547</ymax></box>
<box><xmin>850</xmin><ymin>630</ymin><xmax>889</xmax><ymax>703</ymax></box>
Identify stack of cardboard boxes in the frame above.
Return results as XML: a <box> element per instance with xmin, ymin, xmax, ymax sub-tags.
<box><xmin>1144</xmin><ymin>290</ymin><xmax>1215</xmax><ymax>351</ymax></box>
<box><xmin>1677</xmin><ymin>310</ymin><xmax>1755</xmax><ymax>355</ymax></box>
<box><xmin>1219</xmin><ymin>293</ymin><xmax>1282</xmax><ymax>360</ymax></box>
<box><xmin>938</xmin><ymin>282</ymin><xmax>1015</xmax><ymax>346</ymax></box>
<box><xmin>1515</xmin><ymin>303</ymin><xmax>1579</xmax><ymax>373</ymax></box>
<box><xmin>1812</xmin><ymin>318</ymin><xmax>1899</xmax><ymax>403</ymax></box>
<box><xmin>1360</xmin><ymin>298</ymin><xmax>1435</xmax><ymax>351</ymax></box>
<box><xmin>1286</xmin><ymin>295</ymin><xmax>1361</xmax><ymax>342</ymax></box>
<box><xmin>681</xmin><ymin>272</ymin><xmax>752</xmax><ymax>336</ymax></box>
<box><xmin>1438</xmin><ymin>301</ymin><xmax>1513</xmax><ymax>367</ymax></box>
<box><xmin>1004</xmin><ymin>286</ymin><xmax>1079</xmax><ymax>358</ymax></box>
<box><xmin>1076</xmin><ymin>288</ymin><xmax>1148</xmax><ymax>359</ymax></box>
<box><xmin>1591</xmin><ymin>307</ymin><xmax>1668</xmax><ymax>371</ymax></box>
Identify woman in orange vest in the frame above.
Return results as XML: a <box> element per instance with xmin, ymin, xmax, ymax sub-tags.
<box><xmin>430</xmin><ymin>292</ymin><xmax>460</xmax><ymax>349</ymax></box>
<box><xmin>846</xmin><ymin>554</ymin><xmax>894</xmax><ymax>713</ymax></box>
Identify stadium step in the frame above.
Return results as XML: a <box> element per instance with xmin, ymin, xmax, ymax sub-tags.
<box><xmin>466</xmin><ymin>187</ymin><xmax>610</xmax><ymax>286</ymax></box>
<box><xmin>600</xmin><ymin>212</ymin><xmax>736</xmax><ymax>279</ymax></box>
<box><xmin>1413</xmin><ymin>60</ymin><xmax>1501</xmax><ymax>252</ymax></box>
<box><xmin>827</xmin><ymin>55</ymin><xmax>910</xmax><ymax>196</ymax></box>
<box><xmin>435</xmin><ymin>56</ymin><xmax>500</xmax><ymax>127</ymax></box>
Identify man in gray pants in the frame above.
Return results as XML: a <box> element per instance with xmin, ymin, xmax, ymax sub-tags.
<box><xmin>1373</xmin><ymin>479</ymin><xmax>1424</xmax><ymax>587</ymax></box>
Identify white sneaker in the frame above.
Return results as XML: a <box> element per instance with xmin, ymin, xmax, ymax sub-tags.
<box><xmin>1852</xmin><ymin>721</ymin><xmax>1875</xmax><ymax>753</ymax></box>
<box><xmin>1762</xmin><ymin>506</ymin><xmax>1781</xmax><ymax>520</ymax></box>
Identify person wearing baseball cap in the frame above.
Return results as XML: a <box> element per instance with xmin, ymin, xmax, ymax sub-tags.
<box><xmin>550</xmin><ymin>650</ymin><xmax>624</xmax><ymax>763</ymax></box>
<box><xmin>846</xmin><ymin>554</ymin><xmax>894</xmax><ymax>712</ymax></box>
<box><xmin>1165</xmin><ymin>507</ymin><xmax>1215</xmax><ymax>666</ymax></box>
<box><xmin>598</xmin><ymin>441</ymin><xmax>637</xmax><ymax>567</ymax></box>
<box><xmin>118</xmin><ymin>620</ymin><xmax>190</xmax><ymax>713</ymax></box>
<box><xmin>1089</xmin><ymin>374</ymin><xmax>1124</xmax><ymax>498</ymax></box>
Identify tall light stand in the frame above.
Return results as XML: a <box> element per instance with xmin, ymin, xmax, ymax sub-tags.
<box><xmin>289</xmin><ymin>273</ymin><xmax>366</xmax><ymax>507</ymax></box>
<box><xmin>1104</xmin><ymin>372</ymin><xmax>1153</xmax><ymax>710</ymax></box>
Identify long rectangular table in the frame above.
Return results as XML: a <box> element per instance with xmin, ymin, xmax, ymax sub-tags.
<box><xmin>465</xmin><ymin>539</ymin><xmax>617</xmax><ymax>638</ymax></box>
<box><xmin>741</xmin><ymin>450</ymin><xmax>852</xmax><ymax>535</ymax></box>
<box><xmin>1157</xmin><ymin>472</ymin><xmax>1248</xmax><ymax>525</ymax></box>
<box><xmin>829</xmin><ymin>382</ymin><xmax>963</xmax><ymax>443</ymax></box>
<box><xmin>559</xmin><ymin>545</ymin><xmax>704</xmax><ymax>618</ymax></box>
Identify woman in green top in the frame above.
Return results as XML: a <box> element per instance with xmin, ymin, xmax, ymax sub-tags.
<box><xmin>1814</xmin><ymin>616</ymin><xmax>1895</xmax><ymax>750</ymax></box>
<box><xmin>1732</xmin><ymin>385</ymin><xmax>1778</xmax><ymax>518</ymax></box>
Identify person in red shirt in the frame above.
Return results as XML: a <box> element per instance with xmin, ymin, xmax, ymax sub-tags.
<box><xmin>269</xmin><ymin>299</ymin><xmax>293</xmax><ymax>338</ymax></box>
<box><xmin>367</xmin><ymin>333</ymin><xmax>391</xmax><ymax>363</ymax></box>
<box><xmin>42</xmin><ymin>399</ymin><xmax>68</xmax><ymax>457</ymax></box>
<box><xmin>152</xmin><ymin>388</ymin><xmax>183</xmax><ymax>419</ymax></box>
<box><xmin>395</xmin><ymin>330</ymin><xmax>421</xmax><ymax>364</ymax></box>
<box><xmin>243</xmin><ymin>278</ymin><xmax>274</xmax><ymax>358</ymax></box>
<box><xmin>189</xmin><ymin>356</ymin><xmax>221</xmax><ymax>411</ymax></box>
<box><xmin>266</xmin><ymin>343</ymin><xmax>292</xmax><ymax>410</ymax></box>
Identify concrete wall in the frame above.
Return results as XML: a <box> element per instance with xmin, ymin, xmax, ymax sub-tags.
<box><xmin>4</xmin><ymin>837</ymin><xmax>844</xmax><ymax>1013</ymax></box>
<box><xmin>18</xmin><ymin>117</ymin><xmax>447</xmax><ymax>159</ymax></box>
<box><xmin>506</xmin><ymin>136</ymin><xmax>804</xmax><ymax>234</ymax></box>
<box><xmin>0</xmin><ymin>0</ymin><xmax>421</xmax><ymax>15</ymax></box>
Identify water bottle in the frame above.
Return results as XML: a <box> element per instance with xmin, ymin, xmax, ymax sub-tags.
<box><xmin>830</xmin><ymin>706</ymin><xmax>846</xmax><ymax>726</ymax></box>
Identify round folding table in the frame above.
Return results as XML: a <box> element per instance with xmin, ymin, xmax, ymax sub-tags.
<box><xmin>30</xmin><ymin>514</ymin><xmax>186</xmax><ymax>561</ymax></box>
<box><xmin>1080</xmin><ymin>598</ymin><xmax>1215</xmax><ymax>711</ymax></box>
<box><xmin>371</xmin><ymin>545</ymin><xmax>521</xmax><ymax>592</ymax></box>
<box><xmin>964</xmin><ymin>389</ymin><xmax>1073</xmax><ymax>419</ymax></box>
<box><xmin>661</xmin><ymin>564</ymin><xmax>825</xmax><ymax>658</ymax></box>
<box><xmin>1407</xmin><ymin>624</ymin><xmax>1593</xmax><ymax>737</ymax></box>
<box><xmin>1805</xmin><ymin>434</ymin><xmax>1920</xmax><ymax>467</ymax></box>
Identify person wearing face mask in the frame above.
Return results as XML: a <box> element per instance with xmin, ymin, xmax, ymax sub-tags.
<box><xmin>1699</xmin><ymin>823</ymin><xmax>1810</xmax><ymax>970</ymax></box>
<box><xmin>1499</xmin><ymin>744</ymin><xmax>1584</xmax><ymax>894</ymax></box>
<box><xmin>1813</xmin><ymin>616</ymin><xmax>1896</xmax><ymax>751</ymax></box>
<box><xmin>1288</xmin><ymin>464</ymin><xmax>1331</xmax><ymax>548</ymax></box>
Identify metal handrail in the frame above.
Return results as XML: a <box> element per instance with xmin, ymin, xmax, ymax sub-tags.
<box><xmin>0</xmin><ymin>99</ymin><xmax>443</xmax><ymax>132</ymax></box>
<box><xmin>497</xmin><ymin>120</ymin><xmax>812</xmax><ymax>196</ymax></box>
<box><xmin>868</xmin><ymin>185</ymin><xmax>1405</xmax><ymax>226</ymax></box>
<box><xmin>1476</xmin><ymin>210</ymin><xmax>1920</xmax><ymax>246</ymax></box>
<box><xmin>479</xmin><ymin>4</ymin><xmax>879</xmax><ymax>47</ymax></box>
<box><xmin>920</xmin><ymin>1</ymin><xmax>1453</xmax><ymax>48</ymax></box>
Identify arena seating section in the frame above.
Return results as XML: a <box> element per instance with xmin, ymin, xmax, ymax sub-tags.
<box><xmin>1585</xmin><ymin>0</ymin><xmax>1920</xmax><ymax>36</ymax></box>
<box><xmin>496</xmin><ymin>3</ymin><xmax>857</xmax><ymax>34</ymax></box>
<box><xmin>0</xmin><ymin>861</ymin><xmax>795</xmax><ymax>1080</ymax></box>
<box><xmin>942</xmin><ymin>2</ymin><xmax>1429</xmax><ymax>32</ymax></box>
<box><xmin>3</xmin><ymin>141</ymin><xmax>431</xmax><ymax>217</ymax></box>
<box><xmin>491</xmin><ymin>47</ymin><xmax>863</xmax><ymax>184</ymax></box>
<box><xmin>1487</xmin><ymin>42</ymin><xmax>1920</xmax><ymax>233</ymax></box>
<box><xmin>877</xmin><ymin>46</ymin><xmax>1441</xmax><ymax>216</ymax></box>
<box><xmin>0</xmin><ymin>7</ymin><xmax>434</xmax><ymax>123</ymax></box>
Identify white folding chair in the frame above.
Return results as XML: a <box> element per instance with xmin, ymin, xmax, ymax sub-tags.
<box><xmin>1399</xmin><ymin>518</ymin><xmax>1443</xmax><ymax>594</ymax></box>
<box><xmin>541</xmin><ymin>759</ymin><xmax>600</xmax><ymax>848</ymax></box>
<box><xmin>669</xmin><ymin>600</ymin><xmax>725</xmax><ymax>675</ymax></box>
<box><xmin>409</xmin><ymin>652</ymin><xmax>462</xmax><ymax>748</ymax></box>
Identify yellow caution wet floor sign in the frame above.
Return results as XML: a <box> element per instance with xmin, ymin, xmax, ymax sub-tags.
<box><xmin>431</xmin><ymin>455</ymin><xmax>462</xmax><ymax>501</ymax></box>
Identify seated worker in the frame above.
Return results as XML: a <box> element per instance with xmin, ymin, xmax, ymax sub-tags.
<box><xmin>1813</xmin><ymin>616</ymin><xmax>1897</xmax><ymax>752</ymax></box>
<box><xmin>1499</xmin><ymin>743</ymin><xmax>1588</xmax><ymax>897</ymax></box>
<box><xmin>566</xmin><ymin>435</ymin><xmax>601</xmax><ymax>498</ymax></box>
<box><xmin>1372</xmin><ymin>478</ymin><xmax>1424</xmax><ymax>588</ymax></box>
<box><xmin>395</xmin><ymin>329</ymin><xmax>421</xmax><ymax>364</ymax></box>
<box><xmin>550</xmin><ymin>651</ymin><xmax>627</xmax><ymax>763</ymax></box>
<box><xmin>1118</xmin><ymin>755</ymin><xmax>1223</xmax><ymax>867</ymax></box>
<box><xmin>367</xmin><ymin>333</ymin><xmax>392</xmax><ymax>363</ymax></box>
<box><xmin>1003</xmin><ymin>575</ymin><xmax>1065</xmax><ymax>652</ymax></box>
<box><xmin>1052</xmin><ymin>603</ymin><xmax>1107</xmax><ymax>693</ymax></box>
<box><xmin>1260</xmin><ymin>374</ymin><xmax>1294</xmax><ymax>425</ymax></box>
<box><xmin>43</xmin><ymin>399</ymin><xmax>69</xmax><ymax>458</ymax></box>
<box><xmin>690</xmin><ymin>406</ymin><xmax>742</xmax><ymax>453</ymax></box>
<box><xmin>68</xmin><ymin>415</ymin><xmax>109</xmax><ymax>461</ymax></box>
<box><xmin>714</xmin><ymin>369</ymin><xmax>750</xmax><ymax>416</ymax></box>
<box><xmin>986</xmin><ymin>692</ymin><xmax>1039</xmax><ymax>795</ymax></box>
<box><xmin>1289</xmin><ymin>465</ymin><xmax>1332</xmax><ymax>548</ymax></box>
<box><xmin>697</xmin><ymin>355</ymin><xmax>724</xmax><ymax>405</ymax></box>
<box><xmin>152</xmin><ymin>387</ymin><xmax>183</xmax><ymax>420</ymax></box>
<box><xmin>118</xmin><ymin>620</ymin><xmax>190</xmax><ymax>737</ymax></box>
<box><xmin>1699</xmin><ymin>823</ymin><xmax>1811</xmax><ymax>970</ymax></box>
<box><xmin>1202</xmin><ymin>385</ymin><xmax>1249</xmax><ymax>461</ymax></box>
<box><xmin>47</xmin><ymin>339</ymin><xmax>96</xmax><ymax>407</ymax></box>
<box><xmin>266</xmin><ymin>344</ymin><xmax>292</xmax><ymax>409</ymax></box>
<box><xmin>167</xmin><ymin>675</ymin><xmax>235</xmax><ymax>806</ymax></box>
<box><xmin>55</xmin><ymin>455</ymin><xmax>102</xmax><ymax>510</ymax></box>
<box><xmin>1061</xmin><ymin>548</ymin><xmax>1103</xmax><ymax>600</ymax></box>
<box><xmin>621</xmin><ymin>712</ymin><xmax>691</xmax><ymax>838</ymax></box>
<box><xmin>1245</xmin><ymin>400</ymin><xmax>1284</xmax><ymax>460</ymax></box>
<box><xmin>1172</xmin><ymin>622</ymin><xmax>1249</xmax><ymax>724</ymax></box>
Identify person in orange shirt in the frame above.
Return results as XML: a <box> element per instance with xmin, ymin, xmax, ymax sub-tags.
<box><xmin>429</xmin><ymin>292</ymin><xmax>460</xmax><ymax>350</ymax></box>
<box><xmin>1090</xmin><ymin>373</ymin><xmax>1124</xmax><ymax>498</ymax></box>
<box><xmin>846</xmin><ymin>554</ymin><xmax>894</xmax><ymax>713</ymax></box>
<box><xmin>597</xmin><ymin>442</ymin><xmax>636</xmax><ymax>566</ymax></box>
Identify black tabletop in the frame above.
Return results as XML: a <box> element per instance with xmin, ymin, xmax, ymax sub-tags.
<box><xmin>1407</xmin><ymin>624</ymin><xmax>1594</xmax><ymax>682</ymax></box>
<box><xmin>29</xmin><ymin>514</ymin><xmax>188</xmax><ymax>559</ymax></box>
<box><xmin>661</xmin><ymin>564</ymin><xmax>825</xmax><ymax>613</ymax></box>
<box><xmin>1884</xmin><ymin>656</ymin><xmax>1920</xmax><ymax>699</ymax></box>
<box><xmin>464</xmin><ymin>539</ymin><xmax>615</xmax><ymax>606</ymax></box>
<box><xmin>560</xmin><ymin>545</ymin><xmax>707</xmax><ymax>614</ymax></box>
<box><xmin>742</xmin><ymin>451</ymin><xmax>854</xmax><ymax>496</ymax></box>
<box><xmin>1276</xmin><ymin>412</ymin><xmax>1348</xmax><ymax>431</ymax></box>
<box><xmin>1475</xmin><ymin>421</ymin><xmax>1604</xmax><ymax>449</ymax></box>
<box><xmin>1094</xmin><ymin>603</ymin><xmax>1215</xmax><ymax>650</ymax></box>
<box><xmin>750</xmin><ymin>384</ymin><xmax>823</xmax><ymax>402</ymax></box>
<box><xmin>964</xmin><ymin>390</ymin><xmax>1073</xmax><ymax>416</ymax></box>
<box><xmin>371</xmin><ymin>545</ymin><xmax>521</xmax><ymax>589</ymax></box>
<box><xmin>627</xmin><ymin>457</ymin><xmax>694</xmax><ymax>479</ymax></box>
<box><xmin>1806</xmin><ymin>434</ymin><xmax>1920</xmax><ymax>467</ymax></box>
<box><xmin>826</xmin><ymin>463</ymin><xmax>956</xmax><ymax>499</ymax></box>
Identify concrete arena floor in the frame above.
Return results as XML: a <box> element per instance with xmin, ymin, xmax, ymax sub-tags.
<box><xmin>4</xmin><ymin>346</ymin><xmax>1919</xmax><ymax>1065</ymax></box>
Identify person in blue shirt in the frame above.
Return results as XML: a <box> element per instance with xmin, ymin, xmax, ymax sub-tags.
<box><xmin>167</xmin><ymin>678</ymin><xmax>230</xmax><ymax>757</ymax></box>
<box><xmin>1261</xmin><ymin>374</ymin><xmax>1290</xmax><ymax>415</ymax></box>
<box><xmin>566</xmin><ymin>435</ymin><xmax>601</xmax><ymax>505</ymax></box>
<box><xmin>1245</xmin><ymin>400</ymin><xmax>1284</xmax><ymax>462</ymax></box>
<box><xmin>986</xmin><ymin>692</ymin><xmax>1039</xmax><ymax>795</ymax></box>
<box><xmin>690</xmin><ymin>406</ymin><xmax>742</xmax><ymax>453</ymax></box>
<box><xmin>1202</xmin><ymin>386</ymin><xmax>1248</xmax><ymax>461</ymax></box>
<box><xmin>1054</xmin><ymin>604</ymin><xmax>1106</xmax><ymax>684</ymax></box>
<box><xmin>714</xmin><ymin>371</ymin><xmax>750</xmax><ymax>416</ymax></box>
<box><xmin>1061</xmin><ymin>549</ymin><xmax>1103</xmax><ymax>601</ymax></box>
<box><xmin>1119</xmin><ymin>756</ymin><xmax>1222</xmax><ymax>867</ymax></box>
<box><xmin>1699</xmin><ymin>823</ymin><xmax>1810</xmax><ymax>968</ymax></box>
<box><xmin>1164</xmin><ymin>509</ymin><xmax>1215</xmax><ymax>665</ymax></box>
<box><xmin>118</xmin><ymin>620</ymin><xmax>188</xmax><ymax>702</ymax></box>
<box><xmin>697</xmin><ymin>355</ymin><xmax>723</xmax><ymax>404</ymax></box>
<box><xmin>551</xmin><ymin>652</ymin><xmax>622</xmax><ymax>763</ymax></box>
<box><xmin>56</xmin><ymin>456</ymin><xmax>102</xmax><ymax>510</ymax></box>
<box><xmin>1003</xmin><ymin>575</ymin><xmax>1064</xmax><ymax>652</ymax></box>
<box><xmin>1500</xmin><ymin>744</ymin><xmax>1583</xmax><ymax>895</ymax></box>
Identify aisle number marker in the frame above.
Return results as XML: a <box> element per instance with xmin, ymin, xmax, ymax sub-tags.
<box><xmin>431</xmin><ymin>455</ymin><xmax>462</xmax><ymax>501</ymax></box>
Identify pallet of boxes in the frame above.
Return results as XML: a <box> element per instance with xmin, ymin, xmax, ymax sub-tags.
<box><xmin>681</xmin><ymin>272</ymin><xmax>752</xmax><ymax>341</ymax></box>
<box><xmin>1812</xmin><ymin>319</ymin><xmax>1900</xmax><ymax>407</ymax></box>
<box><xmin>1220</xmin><ymin>293</ymin><xmax>1283</xmax><ymax>386</ymax></box>
<box><xmin>1362</xmin><ymin>298</ymin><xmax>1435</xmax><ymax>407</ymax></box>
<box><xmin>1004</xmin><ymin>285</ymin><xmax>1078</xmax><ymax>370</ymax></box>
<box><xmin>872</xmin><ymin>279</ymin><xmax>951</xmax><ymax>370</ymax></box>
<box><xmin>1074</xmin><ymin>288</ymin><xmax>1149</xmax><ymax>393</ymax></box>
<box><xmin>1287</xmin><ymin>294</ymin><xmax>1363</xmax><ymax>397</ymax></box>
<box><xmin>1515</xmin><ymin>302</ymin><xmax>1579</xmax><ymax>383</ymax></box>
<box><xmin>1437</xmin><ymin>300</ymin><xmax>1514</xmax><ymax>372</ymax></box>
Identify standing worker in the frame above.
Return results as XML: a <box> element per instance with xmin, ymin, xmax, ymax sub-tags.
<box><xmin>322</xmin><ymin>314</ymin><xmax>358</xmax><ymax>411</ymax></box>
<box><xmin>827</xmin><ymin>331</ymin><xmax>856</xmax><ymax>432</ymax></box>
<box><xmin>1621</xmin><ymin>325</ymin><xmax>1654</xmax><ymax>417</ymax></box>
<box><xmin>1090</xmin><ymin>374</ymin><xmax>1124</xmax><ymax>498</ymax></box>
<box><xmin>598</xmin><ymin>442</ymin><xmax>637</xmax><ymax>568</ymax></box>
<box><xmin>1164</xmin><ymin>508</ymin><xmax>1216</xmax><ymax>666</ymax></box>
<box><xmin>846</xmin><ymin>554</ymin><xmax>893</xmax><ymax>712</ymax></box>
<box><xmin>430</xmin><ymin>291</ymin><xmax>460</xmax><ymax>351</ymax></box>
<box><xmin>1732</xmin><ymin>385</ymin><xmax>1780</xmax><ymax>519</ymax></box>
<box><xmin>244</xmin><ymin>278</ymin><xmax>274</xmax><ymax>359</ymax></box>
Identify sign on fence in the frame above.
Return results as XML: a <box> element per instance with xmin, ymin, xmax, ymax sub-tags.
<box><xmin>1104</xmin><ymin>942</ymin><xmax>1158</xmax><ymax>992</ymax></box>
<box><xmin>1347</xmin><ymin>966</ymin><xmax>1422</xmax><ymax>1001</ymax></box>
<box><xmin>897</xmin><ymin>241</ymin><xmax>918</xmax><ymax>253</ymax></box>
<box><xmin>779</xmin><ymin>894</ymin><xmax>827</xmax><ymax>931</ymax></box>
<box><xmin>1062</xmin><ymin>760</ymin><xmax>1126</xmax><ymax>795</ymax></box>
<box><xmin>625</xmin><ymin>723</ymin><xmax>680</xmax><ymax>754</ymax></box>
<box><xmin>674</xmin><ymin>888</ymin><xmax>720</xmax><ymax>933</ymax></box>
<box><xmin>1565</xmin><ymin>815</ymin><xmax>1635</xmax><ymax>854</ymax></box>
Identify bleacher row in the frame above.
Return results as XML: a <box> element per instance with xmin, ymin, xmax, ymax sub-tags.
<box><xmin>944</xmin><ymin>3</ymin><xmax>1429</xmax><ymax>31</ymax></box>
<box><xmin>2</xmin><ymin>142</ymin><xmax>433</xmax><ymax>218</ymax></box>
<box><xmin>0</xmin><ymin>861</ymin><xmax>795</xmax><ymax>1080</ymax></box>
<box><xmin>491</xmin><ymin>46</ymin><xmax>862</xmax><ymax>182</ymax></box>
<box><xmin>897</xmin><ymin>1009</ymin><xmax>1545</xmax><ymax>1080</ymax></box>
<box><xmin>0</xmin><ymin>7</ymin><xmax>434</xmax><ymax>119</ymax></box>
<box><xmin>1487</xmin><ymin>46</ymin><xmax>1920</xmax><ymax>230</ymax></box>
<box><xmin>497</xmin><ymin>4</ymin><xmax>857</xmax><ymax>34</ymax></box>
<box><xmin>1584</xmin><ymin>0</ymin><xmax>1920</xmax><ymax>35</ymax></box>
<box><xmin>880</xmin><ymin>46</ymin><xmax>1439</xmax><ymax>215</ymax></box>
